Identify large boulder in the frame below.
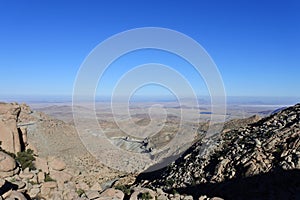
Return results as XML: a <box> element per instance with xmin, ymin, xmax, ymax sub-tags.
<box><xmin>5</xmin><ymin>191</ymin><xmax>27</xmax><ymax>200</ymax></box>
<box><xmin>34</xmin><ymin>157</ymin><xmax>49</xmax><ymax>173</ymax></box>
<box><xmin>41</xmin><ymin>181</ymin><xmax>57</xmax><ymax>196</ymax></box>
<box><xmin>98</xmin><ymin>188</ymin><xmax>124</xmax><ymax>200</ymax></box>
<box><xmin>48</xmin><ymin>156</ymin><xmax>66</xmax><ymax>171</ymax></box>
<box><xmin>0</xmin><ymin>151</ymin><xmax>19</xmax><ymax>178</ymax></box>
<box><xmin>18</xmin><ymin>103</ymin><xmax>34</xmax><ymax>122</ymax></box>
<box><xmin>49</xmin><ymin>170</ymin><xmax>73</xmax><ymax>183</ymax></box>
<box><xmin>0</xmin><ymin>103</ymin><xmax>22</xmax><ymax>154</ymax></box>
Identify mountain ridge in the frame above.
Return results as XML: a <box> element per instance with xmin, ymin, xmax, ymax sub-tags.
<box><xmin>136</xmin><ymin>103</ymin><xmax>300</xmax><ymax>199</ymax></box>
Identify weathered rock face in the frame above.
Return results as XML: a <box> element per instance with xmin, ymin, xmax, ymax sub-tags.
<box><xmin>138</xmin><ymin>104</ymin><xmax>300</xmax><ymax>198</ymax></box>
<box><xmin>0</xmin><ymin>151</ymin><xmax>19</xmax><ymax>178</ymax></box>
<box><xmin>0</xmin><ymin>103</ymin><xmax>22</xmax><ymax>154</ymax></box>
<box><xmin>48</xmin><ymin>156</ymin><xmax>66</xmax><ymax>171</ymax></box>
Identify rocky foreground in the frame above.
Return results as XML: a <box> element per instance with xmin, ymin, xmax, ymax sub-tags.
<box><xmin>0</xmin><ymin>102</ymin><xmax>124</xmax><ymax>200</ymax></box>
<box><xmin>0</xmin><ymin>102</ymin><xmax>299</xmax><ymax>199</ymax></box>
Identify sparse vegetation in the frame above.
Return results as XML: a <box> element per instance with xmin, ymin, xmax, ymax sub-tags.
<box><xmin>76</xmin><ymin>188</ymin><xmax>85</xmax><ymax>197</ymax></box>
<box><xmin>15</xmin><ymin>149</ymin><xmax>36</xmax><ymax>170</ymax></box>
<box><xmin>44</xmin><ymin>173</ymin><xmax>55</xmax><ymax>182</ymax></box>
<box><xmin>10</xmin><ymin>177</ymin><xmax>16</xmax><ymax>182</ymax></box>
<box><xmin>138</xmin><ymin>192</ymin><xmax>153</xmax><ymax>200</ymax></box>
<box><xmin>165</xmin><ymin>178</ymin><xmax>175</xmax><ymax>188</ymax></box>
<box><xmin>29</xmin><ymin>180</ymin><xmax>38</xmax><ymax>185</ymax></box>
<box><xmin>171</xmin><ymin>189</ymin><xmax>179</xmax><ymax>195</ymax></box>
<box><xmin>115</xmin><ymin>184</ymin><xmax>133</xmax><ymax>195</ymax></box>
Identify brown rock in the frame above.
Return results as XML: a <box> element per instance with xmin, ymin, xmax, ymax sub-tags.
<box><xmin>64</xmin><ymin>190</ymin><xmax>79</xmax><ymax>199</ymax></box>
<box><xmin>6</xmin><ymin>191</ymin><xmax>27</xmax><ymax>200</ymax></box>
<box><xmin>90</xmin><ymin>182</ymin><xmax>102</xmax><ymax>191</ymax></box>
<box><xmin>0</xmin><ymin>168</ymin><xmax>19</xmax><ymax>178</ymax></box>
<box><xmin>0</xmin><ymin>103</ymin><xmax>20</xmax><ymax>120</ymax></box>
<box><xmin>41</xmin><ymin>181</ymin><xmax>57</xmax><ymax>196</ymax></box>
<box><xmin>76</xmin><ymin>181</ymin><xmax>90</xmax><ymax>191</ymax></box>
<box><xmin>42</xmin><ymin>181</ymin><xmax>57</xmax><ymax>188</ymax></box>
<box><xmin>113</xmin><ymin>174</ymin><xmax>136</xmax><ymax>186</ymax></box>
<box><xmin>0</xmin><ymin>103</ymin><xmax>21</xmax><ymax>154</ymax></box>
<box><xmin>199</xmin><ymin>195</ymin><xmax>208</xmax><ymax>200</ymax></box>
<box><xmin>28</xmin><ymin>187</ymin><xmax>40</xmax><ymax>198</ymax></box>
<box><xmin>0</xmin><ymin>152</ymin><xmax>19</xmax><ymax>178</ymax></box>
<box><xmin>34</xmin><ymin>157</ymin><xmax>48</xmax><ymax>173</ymax></box>
<box><xmin>48</xmin><ymin>156</ymin><xmax>66</xmax><ymax>171</ymax></box>
<box><xmin>0</xmin><ymin>178</ymin><xmax>6</xmax><ymax>188</ymax></box>
<box><xmin>18</xmin><ymin>103</ymin><xmax>35</xmax><ymax>123</ymax></box>
<box><xmin>85</xmin><ymin>190</ymin><xmax>100</xmax><ymax>199</ymax></box>
<box><xmin>40</xmin><ymin>186</ymin><xmax>51</xmax><ymax>197</ymax></box>
<box><xmin>99</xmin><ymin>188</ymin><xmax>124</xmax><ymax>200</ymax></box>
<box><xmin>19</xmin><ymin>172</ymin><xmax>34</xmax><ymax>179</ymax></box>
<box><xmin>213</xmin><ymin>158</ymin><xmax>230</xmax><ymax>182</ymax></box>
<box><xmin>37</xmin><ymin>171</ymin><xmax>45</xmax><ymax>183</ymax></box>
<box><xmin>0</xmin><ymin>152</ymin><xmax>16</xmax><ymax>172</ymax></box>
<box><xmin>14</xmin><ymin>181</ymin><xmax>26</xmax><ymax>190</ymax></box>
<box><xmin>50</xmin><ymin>170</ymin><xmax>72</xmax><ymax>183</ymax></box>
<box><xmin>51</xmin><ymin>190</ymin><xmax>64</xmax><ymax>199</ymax></box>
<box><xmin>19</xmin><ymin>127</ymin><xmax>28</xmax><ymax>146</ymax></box>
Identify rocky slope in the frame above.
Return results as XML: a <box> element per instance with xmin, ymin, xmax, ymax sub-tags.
<box><xmin>0</xmin><ymin>102</ymin><xmax>125</xmax><ymax>199</ymax></box>
<box><xmin>137</xmin><ymin>104</ymin><xmax>300</xmax><ymax>199</ymax></box>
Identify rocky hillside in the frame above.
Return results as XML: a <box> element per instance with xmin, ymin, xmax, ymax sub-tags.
<box><xmin>0</xmin><ymin>102</ymin><xmax>124</xmax><ymax>199</ymax></box>
<box><xmin>137</xmin><ymin>104</ymin><xmax>300</xmax><ymax>199</ymax></box>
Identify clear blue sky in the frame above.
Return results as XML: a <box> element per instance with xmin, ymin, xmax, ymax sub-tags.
<box><xmin>0</xmin><ymin>0</ymin><xmax>299</xmax><ymax>98</ymax></box>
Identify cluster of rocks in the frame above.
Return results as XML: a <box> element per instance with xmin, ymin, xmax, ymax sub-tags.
<box><xmin>0</xmin><ymin>148</ymin><xmax>223</xmax><ymax>200</ymax></box>
<box><xmin>137</xmin><ymin>104</ymin><xmax>300</xmax><ymax>198</ymax></box>
<box><xmin>0</xmin><ymin>103</ymin><xmax>120</xmax><ymax>199</ymax></box>
<box><xmin>0</xmin><ymin>150</ymin><xmax>113</xmax><ymax>199</ymax></box>
<box><xmin>111</xmin><ymin>186</ymin><xmax>223</xmax><ymax>200</ymax></box>
<box><xmin>0</xmin><ymin>102</ymin><xmax>35</xmax><ymax>154</ymax></box>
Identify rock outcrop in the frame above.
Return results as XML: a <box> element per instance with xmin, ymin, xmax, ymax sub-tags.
<box><xmin>0</xmin><ymin>103</ymin><xmax>22</xmax><ymax>154</ymax></box>
<box><xmin>0</xmin><ymin>151</ymin><xmax>19</xmax><ymax>178</ymax></box>
<box><xmin>0</xmin><ymin>102</ymin><xmax>123</xmax><ymax>199</ymax></box>
<box><xmin>0</xmin><ymin>102</ymin><xmax>35</xmax><ymax>155</ymax></box>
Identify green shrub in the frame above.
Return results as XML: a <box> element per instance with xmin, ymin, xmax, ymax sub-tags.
<box><xmin>165</xmin><ymin>178</ymin><xmax>175</xmax><ymax>188</ymax></box>
<box><xmin>44</xmin><ymin>173</ymin><xmax>55</xmax><ymax>182</ymax></box>
<box><xmin>15</xmin><ymin>149</ymin><xmax>36</xmax><ymax>170</ymax></box>
<box><xmin>76</xmin><ymin>188</ymin><xmax>85</xmax><ymax>197</ymax></box>
<box><xmin>29</xmin><ymin>180</ymin><xmax>38</xmax><ymax>185</ymax></box>
<box><xmin>138</xmin><ymin>192</ymin><xmax>153</xmax><ymax>200</ymax></box>
<box><xmin>115</xmin><ymin>185</ymin><xmax>132</xmax><ymax>195</ymax></box>
<box><xmin>10</xmin><ymin>177</ymin><xmax>16</xmax><ymax>182</ymax></box>
<box><xmin>171</xmin><ymin>189</ymin><xmax>179</xmax><ymax>195</ymax></box>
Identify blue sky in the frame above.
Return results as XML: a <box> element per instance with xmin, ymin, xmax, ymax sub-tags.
<box><xmin>0</xmin><ymin>0</ymin><xmax>299</xmax><ymax>99</ymax></box>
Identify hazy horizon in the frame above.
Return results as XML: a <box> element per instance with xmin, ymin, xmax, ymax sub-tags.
<box><xmin>1</xmin><ymin>94</ymin><xmax>299</xmax><ymax>106</ymax></box>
